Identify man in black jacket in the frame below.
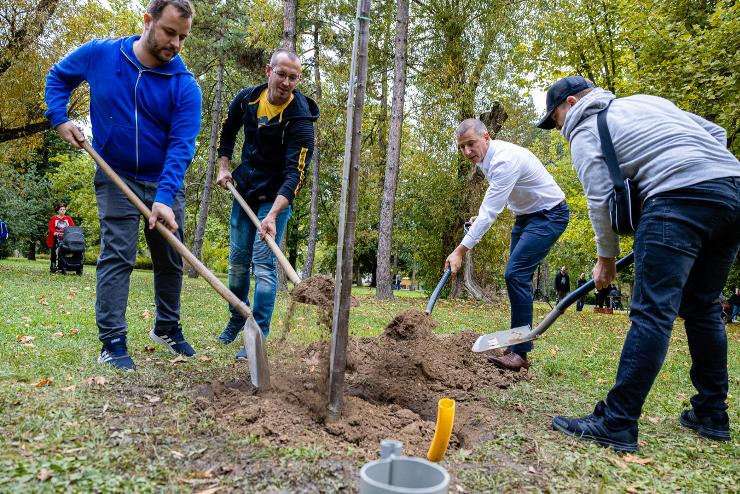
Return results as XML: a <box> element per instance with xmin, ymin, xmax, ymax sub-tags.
<box><xmin>554</xmin><ymin>266</ymin><xmax>570</xmax><ymax>303</ymax></box>
<box><xmin>216</xmin><ymin>48</ymin><xmax>319</xmax><ymax>358</ymax></box>
<box><xmin>729</xmin><ymin>288</ymin><xmax>740</xmax><ymax>323</ymax></box>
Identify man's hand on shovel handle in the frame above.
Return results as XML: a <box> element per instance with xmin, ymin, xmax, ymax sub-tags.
<box><xmin>55</xmin><ymin>121</ymin><xmax>85</xmax><ymax>149</ymax></box>
<box><xmin>149</xmin><ymin>202</ymin><xmax>178</xmax><ymax>233</ymax></box>
<box><xmin>592</xmin><ymin>256</ymin><xmax>617</xmax><ymax>289</ymax></box>
<box><xmin>445</xmin><ymin>244</ymin><xmax>469</xmax><ymax>274</ymax></box>
<box><xmin>216</xmin><ymin>157</ymin><xmax>233</xmax><ymax>189</ymax></box>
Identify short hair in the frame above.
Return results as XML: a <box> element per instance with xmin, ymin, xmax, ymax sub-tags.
<box><xmin>54</xmin><ymin>203</ymin><xmax>66</xmax><ymax>212</ymax></box>
<box><xmin>147</xmin><ymin>0</ymin><xmax>194</xmax><ymax>20</ymax></box>
<box><xmin>270</xmin><ymin>48</ymin><xmax>300</xmax><ymax>67</ymax></box>
<box><xmin>456</xmin><ymin>118</ymin><xmax>488</xmax><ymax>138</ymax></box>
<box><xmin>573</xmin><ymin>88</ymin><xmax>593</xmax><ymax>100</ymax></box>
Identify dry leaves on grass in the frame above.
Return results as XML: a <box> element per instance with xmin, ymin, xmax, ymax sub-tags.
<box><xmin>623</xmin><ymin>454</ymin><xmax>653</xmax><ymax>465</ymax></box>
<box><xmin>53</xmin><ymin>332</ymin><xmax>64</xmax><ymax>338</ymax></box>
<box><xmin>68</xmin><ymin>328</ymin><xmax>79</xmax><ymax>336</ymax></box>
<box><xmin>31</xmin><ymin>377</ymin><xmax>54</xmax><ymax>387</ymax></box>
<box><xmin>37</xmin><ymin>468</ymin><xmax>52</xmax><ymax>481</ymax></box>
<box><xmin>195</xmin><ymin>487</ymin><xmax>223</xmax><ymax>494</ymax></box>
<box><xmin>86</xmin><ymin>376</ymin><xmax>108</xmax><ymax>386</ymax></box>
<box><xmin>170</xmin><ymin>355</ymin><xmax>188</xmax><ymax>364</ymax></box>
<box><xmin>21</xmin><ymin>316</ymin><xmax>32</xmax><ymax>323</ymax></box>
<box><xmin>144</xmin><ymin>394</ymin><xmax>161</xmax><ymax>403</ymax></box>
<box><xmin>198</xmin><ymin>355</ymin><xmax>212</xmax><ymax>362</ymax></box>
<box><xmin>39</xmin><ymin>296</ymin><xmax>49</xmax><ymax>306</ymax></box>
<box><xmin>142</xmin><ymin>309</ymin><xmax>151</xmax><ymax>321</ymax></box>
<box><xmin>16</xmin><ymin>335</ymin><xmax>35</xmax><ymax>343</ymax></box>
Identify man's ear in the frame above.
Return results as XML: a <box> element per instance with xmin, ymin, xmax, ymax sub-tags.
<box><xmin>566</xmin><ymin>95</ymin><xmax>578</xmax><ymax>105</ymax></box>
<box><xmin>143</xmin><ymin>12</ymin><xmax>152</xmax><ymax>31</ymax></box>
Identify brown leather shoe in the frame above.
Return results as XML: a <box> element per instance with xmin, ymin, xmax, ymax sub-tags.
<box><xmin>488</xmin><ymin>350</ymin><xmax>530</xmax><ymax>371</ymax></box>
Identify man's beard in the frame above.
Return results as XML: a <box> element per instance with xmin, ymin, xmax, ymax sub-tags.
<box><xmin>145</xmin><ymin>32</ymin><xmax>176</xmax><ymax>64</ymax></box>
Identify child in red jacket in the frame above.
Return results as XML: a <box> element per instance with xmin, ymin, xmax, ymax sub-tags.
<box><xmin>47</xmin><ymin>203</ymin><xmax>74</xmax><ymax>273</ymax></box>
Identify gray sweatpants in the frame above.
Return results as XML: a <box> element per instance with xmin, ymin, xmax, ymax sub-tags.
<box><xmin>94</xmin><ymin>167</ymin><xmax>185</xmax><ymax>341</ymax></box>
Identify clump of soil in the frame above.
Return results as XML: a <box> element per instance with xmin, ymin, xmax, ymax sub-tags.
<box><xmin>195</xmin><ymin>317</ymin><xmax>530</xmax><ymax>458</ymax></box>
<box><xmin>384</xmin><ymin>308</ymin><xmax>436</xmax><ymax>340</ymax></box>
<box><xmin>291</xmin><ymin>276</ymin><xmax>336</xmax><ymax>306</ymax></box>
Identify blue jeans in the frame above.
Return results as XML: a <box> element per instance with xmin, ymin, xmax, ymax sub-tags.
<box><xmin>227</xmin><ymin>201</ymin><xmax>292</xmax><ymax>337</ymax></box>
<box><xmin>604</xmin><ymin>177</ymin><xmax>740</xmax><ymax>427</ymax></box>
<box><xmin>507</xmin><ymin>202</ymin><xmax>570</xmax><ymax>354</ymax></box>
<box><xmin>731</xmin><ymin>305</ymin><xmax>740</xmax><ymax>322</ymax></box>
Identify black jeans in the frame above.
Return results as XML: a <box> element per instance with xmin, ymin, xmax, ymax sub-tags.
<box><xmin>604</xmin><ymin>177</ymin><xmax>740</xmax><ymax>427</ymax></box>
<box><xmin>94</xmin><ymin>168</ymin><xmax>185</xmax><ymax>341</ymax></box>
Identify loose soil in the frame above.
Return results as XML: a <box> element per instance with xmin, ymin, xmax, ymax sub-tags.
<box><xmin>290</xmin><ymin>275</ymin><xmax>360</xmax><ymax>307</ymax></box>
<box><xmin>195</xmin><ymin>308</ymin><xmax>530</xmax><ymax>459</ymax></box>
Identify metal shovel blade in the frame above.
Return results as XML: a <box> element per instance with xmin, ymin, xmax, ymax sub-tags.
<box><xmin>471</xmin><ymin>325</ymin><xmax>535</xmax><ymax>352</ymax></box>
<box><xmin>242</xmin><ymin>316</ymin><xmax>271</xmax><ymax>390</ymax></box>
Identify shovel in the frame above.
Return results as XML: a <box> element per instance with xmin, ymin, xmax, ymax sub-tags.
<box><xmin>472</xmin><ymin>252</ymin><xmax>635</xmax><ymax>352</ymax></box>
<box><xmin>226</xmin><ymin>182</ymin><xmax>301</xmax><ymax>285</ymax></box>
<box><xmin>425</xmin><ymin>268</ymin><xmax>451</xmax><ymax>314</ymax></box>
<box><xmin>81</xmin><ymin>141</ymin><xmax>270</xmax><ymax>389</ymax></box>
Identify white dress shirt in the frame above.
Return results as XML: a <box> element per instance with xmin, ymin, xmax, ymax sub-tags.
<box><xmin>461</xmin><ymin>140</ymin><xmax>565</xmax><ymax>249</ymax></box>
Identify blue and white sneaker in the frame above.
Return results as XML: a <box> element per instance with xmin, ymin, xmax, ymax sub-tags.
<box><xmin>149</xmin><ymin>324</ymin><xmax>196</xmax><ymax>357</ymax></box>
<box><xmin>98</xmin><ymin>335</ymin><xmax>135</xmax><ymax>371</ymax></box>
<box><xmin>235</xmin><ymin>346</ymin><xmax>248</xmax><ymax>361</ymax></box>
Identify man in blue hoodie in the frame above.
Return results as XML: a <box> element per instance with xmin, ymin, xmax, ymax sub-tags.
<box><xmin>215</xmin><ymin>49</ymin><xmax>319</xmax><ymax>359</ymax></box>
<box><xmin>45</xmin><ymin>0</ymin><xmax>203</xmax><ymax>371</ymax></box>
<box><xmin>538</xmin><ymin>76</ymin><xmax>739</xmax><ymax>451</ymax></box>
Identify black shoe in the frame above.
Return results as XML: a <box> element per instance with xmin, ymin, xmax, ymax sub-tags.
<box><xmin>98</xmin><ymin>335</ymin><xmax>135</xmax><ymax>371</ymax></box>
<box><xmin>679</xmin><ymin>409</ymin><xmax>730</xmax><ymax>441</ymax></box>
<box><xmin>150</xmin><ymin>323</ymin><xmax>196</xmax><ymax>357</ymax></box>
<box><xmin>50</xmin><ymin>266</ymin><xmax>57</xmax><ymax>273</ymax></box>
<box><xmin>218</xmin><ymin>320</ymin><xmax>243</xmax><ymax>344</ymax></box>
<box><xmin>552</xmin><ymin>401</ymin><xmax>638</xmax><ymax>452</ymax></box>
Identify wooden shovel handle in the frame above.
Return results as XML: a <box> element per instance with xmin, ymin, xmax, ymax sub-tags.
<box><xmin>226</xmin><ymin>182</ymin><xmax>301</xmax><ymax>285</ymax></box>
<box><xmin>81</xmin><ymin>140</ymin><xmax>253</xmax><ymax>320</ymax></box>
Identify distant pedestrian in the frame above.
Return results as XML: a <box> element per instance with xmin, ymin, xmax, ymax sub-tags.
<box><xmin>554</xmin><ymin>266</ymin><xmax>570</xmax><ymax>302</ymax></box>
<box><xmin>729</xmin><ymin>288</ymin><xmax>740</xmax><ymax>322</ymax></box>
<box><xmin>47</xmin><ymin>203</ymin><xmax>75</xmax><ymax>274</ymax></box>
<box><xmin>576</xmin><ymin>273</ymin><xmax>587</xmax><ymax>311</ymax></box>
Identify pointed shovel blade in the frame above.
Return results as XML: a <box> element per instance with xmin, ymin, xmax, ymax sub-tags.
<box><xmin>471</xmin><ymin>325</ymin><xmax>536</xmax><ymax>352</ymax></box>
<box><xmin>243</xmin><ymin>317</ymin><xmax>271</xmax><ymax>390</ymax></box>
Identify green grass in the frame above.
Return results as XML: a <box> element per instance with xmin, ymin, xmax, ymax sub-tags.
<box><xmin>0</xmin><ymin>258</ymin><xmax>737</xmax><ymax>493</ymax></box>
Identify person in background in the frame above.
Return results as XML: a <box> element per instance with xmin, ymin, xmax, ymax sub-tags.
<box><xmin>47</xmin><ymin>203</ymin><xmax>75</xmax><ymax>274</ymax></box>
<box><xmin>575</xmin><ymin>272</ymin><xmax>587</xmax><ymax>311</ymax></box>
<box><xmin>728</xmin><ymin>288</ymin><xmax>740</xmax><ymax>322</ymax></box>
<box><xmin>554</xmin><ymin>266</ymin><xmax>570</xmax><ymax>302</ymax></box>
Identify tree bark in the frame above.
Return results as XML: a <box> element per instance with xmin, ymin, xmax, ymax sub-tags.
<box><xmin>302</xmin><ymin>23</ymin><xmax>323</xmax><ymax>279</ymax></box>
<box><xmin>0</xmin><ymin>0</ymin><xmax>60</xmax><ymax>77</ymax></box>
<box><xmin>282</xmin><ymin>0</ymin><xmax>298</xmax><ymax>51</ymax></box>
<box><xmin>375</xmin><ymin>0</ymin><xmax>409</xmax><ymax>301</ymax></box>
<box><xmin>329</xmin><ymin>0</ymin><xmax>371</xmax><ymax>416</ymax></box>
<box><xmin>188</xmin><ymin>62</ymin><xmax>224</xmax><ymax>278</ymax></box>
<box><xmin>0</xmin><ymin>120</ymin><xmax>51</xmax><ymax>144</ymax></box>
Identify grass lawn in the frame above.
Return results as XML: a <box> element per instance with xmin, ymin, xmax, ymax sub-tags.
<box><xmin>0</xmin><ymin>258</ymin><xmax>737</xmax><ymax>493</ymax></box>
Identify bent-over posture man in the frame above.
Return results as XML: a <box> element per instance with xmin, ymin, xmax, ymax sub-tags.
<box><xmin>446</xmin><ymin>119</ymin><xmax>569</xmax><ymax>371</ymax></box>
<box><xmin>45</xmin><ymin>0</ymin><xmax>202</xmax><ymax>370</ymax></box>
<box><xmin>539</xmin><ymin>75</ymin><xmax>740</xmax><ymax>451</ymax></box>
<box><xmin>216</xmin><ymin>48</ymin><xmax>319</xmax><ymax>359</ymax></box>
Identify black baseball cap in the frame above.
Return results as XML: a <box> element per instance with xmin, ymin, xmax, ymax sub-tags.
<box><xmin>536</xmin><ymin>76</ymin><xmax>595</xmax><ymax>129</ymax></box>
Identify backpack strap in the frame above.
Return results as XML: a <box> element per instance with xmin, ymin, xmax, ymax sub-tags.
<box><xmin>596</xmin><ymin>101</ymin><xmax>625</xmax><ymax>191</ymax></box>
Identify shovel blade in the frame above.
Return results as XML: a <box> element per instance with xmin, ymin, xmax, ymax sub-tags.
<box><xmin>243</xmin><ymin>317</ymin><xmax>271</xmax><ymax>390</ymax></box>
<box><xmin>471</xmin><ymin>325</ymin><xmax>535</xmax><ymax>352</ymax></box>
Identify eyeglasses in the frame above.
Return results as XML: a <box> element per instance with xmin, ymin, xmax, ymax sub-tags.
<box><xmin>270</xmin><ymin>66</ymin><xmax>301</xmax><ymax>83</ymax></box>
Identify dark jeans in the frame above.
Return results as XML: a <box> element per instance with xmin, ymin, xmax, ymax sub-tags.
<box><xmin>507</xmin><ymin>202</ymin><xmax>570</xmax><ymax>354</ymax></box>
<box><xmin>604</xmin><ymin>177</ymin><xmax>740</xmax><ymax>427</ymax></box>
<box><xmin>227</xmin><ymin>201</ymin><xmax>292</xmax><ymax>337</ymax></box>
<box><xmin>94</xmin><ymin>168</ymin><xmax>186</xmax><ymax>341</ymax></box>
<box><xmin>50</xmin><ymin>237</ymin><xmax>65</xmax><ymax>272</ymax></box>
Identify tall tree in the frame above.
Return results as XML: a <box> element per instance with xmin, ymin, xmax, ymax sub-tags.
<box><xmin>375</xmin><ymin>0</ymin><xmax>409</xmax><ymax>300</ymax></box>
<box><xmin>282</xmin><ymin>0</ymin><xmax>298</xmax><ymax>50</ymax></box>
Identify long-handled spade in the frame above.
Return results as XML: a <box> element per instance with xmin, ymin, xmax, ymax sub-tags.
<box><xmin>472</xmin><ymin>252</ymin><xmax>635</xmax><ymax>353</ymax></box>
<box><xmin>81</xmin><ymin>141</ymin><xmax>270</xmax><ymax>389</ymax></box>
<box><xmin>225</xmin><ymin>182</ymin><xmax>301</xmax><ymax>285</ymax></box>
<box><xmin>425</xmin><ymin>268</ymin><xmax>451</xmax><ymax>315</ymax></box>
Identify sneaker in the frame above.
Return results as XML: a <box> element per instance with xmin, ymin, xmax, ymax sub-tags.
<box><xmin>552</xmin><ymin>401</ymin><xmax>638</xmax><ymax>452</ymax></box>
<box><xmin>679</xmin><ymin>409</ymin><xmax>730</xmax><ymax>441</ymax></box>
<box><xmin>218</xmin><ymin>320</ymin><xmax>244</xmax><ymax>345</ymax></box>
<box><xmin>235</xmin><ymin>346</ymin><xmax>248</xmax><ymax>361</ymax></box>
<box><xmin>98</xmin><ymin>335</ymin><xmax>135</xmax><ymax>371</ymax></box>
<box><xmin>149</xmin><ymin>324</ymin><xmax>196</xmax><ymax>357</ymax></box>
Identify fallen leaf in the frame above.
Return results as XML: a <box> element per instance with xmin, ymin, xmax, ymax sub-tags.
<box><xmin>142</xmin><ymin>309</ymin><xmax>151</xmax><ymax>321</ymax></box>
<box><xmin>53</xmin><ymin>332</ymin><xmax>64</xmax><ymax>338</ymax></box>
<box><xmin>528</xmin><ymin>465</ymin><xmax>536</xmax><ymax>473</ymax></box>
<box><xmin>68</xmin><ymin>328</ymin><xmax>79</xmax><ymax>336</ymax></box>
<box><xmin>39</xmin><ymin>297</ymin><xmax>49</xmax><ymax>306</ymax></box>
<box><xmin>195</xmin><ymin>487</ymin><xmax>223</xmax><ymax>494</ymax></box>
<box><xmin>647</xmin><ymin>417</ymin><xmax>660</xmax><ymax>424</ymax></box>
<box><xmin>623</xmin><ymin>454</ymin><xmax>653</xmax><ymax>465</ymax></box>
<box><xmin>144</xmin><ymin>394</ymin><xmax>161</xmax><ymax>403</ymax></box>
<box><xmin>143</xmin><ymin>346</ymin><xmax>156</xmax><ymax>352</ymax></box>
<box><xmin>86</xmin><ymin>376</ymin><xmax>108</xmax><ymax>386</ymax></box>
<box><xmin>31</xmin><ymin>377</ymin><xmax>54</xmax><ymax>387</ymax></box>
<box><xmin>37</xmin><ymin>468</ymin><xmax>52</xmax><ymax>481</ymax></box>
<box><xmin>17</xmin><ymin>335</ymin><xmax>35</xmax><ymax>343</ymax></box>
<box><xmin>549</xmin><ymin>346</ymin><xmax>559</xmax><ymax>356</ymax></box>
<box><xmin>61</xmin><ymin>385</ymin><xmax>77</xmax><ymax>392</ymax></box>
<box><xmin>626</xmin><ymin>487</ymin><xmax>639</xmax><ymax>493</ymax></box>
<box><xmin>199</xmin><ymin>355</ymin><xmax>212</xmax><ymax>362</ymax></box>
<box><xmin>169</xmin><ymin>355</ymin><xmax>188</xmax><ymax>364</ymax></box>
<box><xmin>607</xmin><ymin>456</ymin><xmax>628</xmax><ymax>469</ymax></box>
<box><xmin>23</xmin><ymin>343</ymin><xmax>35</xmax><ymax>348</ymax></box>
<box><xmin>171</xmin><ymin>450</ymin><xmax>185</xmax><ymax>459</ymax></box>
<box><xmin>456</xmin><ymin>485</ymin><xmax>466</xmax><ymax>493</ymax></box>
<box><xmin>21</xmin><ymin>316</ymin><xmax>32</xmax><ymax>323</ymax></box>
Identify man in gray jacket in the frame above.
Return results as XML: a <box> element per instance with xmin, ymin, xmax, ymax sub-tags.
<box><xmin>538</xmin><ymin>76</ymin><xmax>739</xmax><ymax>451</ymax></box>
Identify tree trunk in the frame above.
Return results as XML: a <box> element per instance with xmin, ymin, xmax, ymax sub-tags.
<box><xmin>302</xmin><ymin>23</ymin><xmax>323</xmax><ymax>279</ymax></box>
<box><xmin>0</xmin><ymin>0</ymin><xmax>60</xmax><ymax>78</ymax></box>
<box><xmin>277</xmin><ymin>232</ymin><xmax>288</xmax><ymax>291</ymax></box>
<box><xmin>27</xmin><ymin>240</ymin><xmax>36</xmax><ymax>261</ymax></box>
<box><xmin>329</xmin><ymin>0</ymin><xmax>371</xmax><ymax>416</ymax></box>
<box><xmin>282</xmin><ymin>0</ymin><xmax>298</xmax><ymax>51</ymax></box>
<box><xmin>188</xmin><ymin>62</ymin><xmax>224</xmax><ymax>278</ymax></box>
<box><xmin>375</xmin><ymin>0</ymin><xmax>409</xmax><ymax>301</ymax></box>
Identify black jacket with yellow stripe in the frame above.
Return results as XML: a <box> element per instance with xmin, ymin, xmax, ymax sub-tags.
<box><xmin>218</xmin><ymin>83</ymin><xmax>319</xmax><ymax>207</ymax></box>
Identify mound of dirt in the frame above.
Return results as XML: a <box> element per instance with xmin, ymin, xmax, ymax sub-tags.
<box><xmin>290</xmin><ymin>276</ymin><xmax>360</xmax><ymax>308</ymax></box>
<box><xmin>195</xmin><ymin>317</ymin><xmax>529</xmax><ymax>458</ymax></box>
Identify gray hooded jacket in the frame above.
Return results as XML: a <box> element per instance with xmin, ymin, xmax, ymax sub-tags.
<box><xmin>562</xmin><ymin>88</ymin><xmax>740</xmax><ymax>257</ymax></box>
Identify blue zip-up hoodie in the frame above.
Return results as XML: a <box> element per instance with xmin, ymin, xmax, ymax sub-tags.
<box><xmin>45</xmin><ymin>35</ymin><xmax>202</xmax><ymax>206</ymax></box>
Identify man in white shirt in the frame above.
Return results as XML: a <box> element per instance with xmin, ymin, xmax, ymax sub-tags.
<box><xmin>446</xmin><ymin>118</ymin><xmax>569</xmax><ymax>371</ymax></box>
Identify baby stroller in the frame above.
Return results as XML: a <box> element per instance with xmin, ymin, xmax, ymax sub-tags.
<box><xmin>57</xmin><ymin>226</ymin><xmax>86</xmax><ymax>275</ymax></box>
